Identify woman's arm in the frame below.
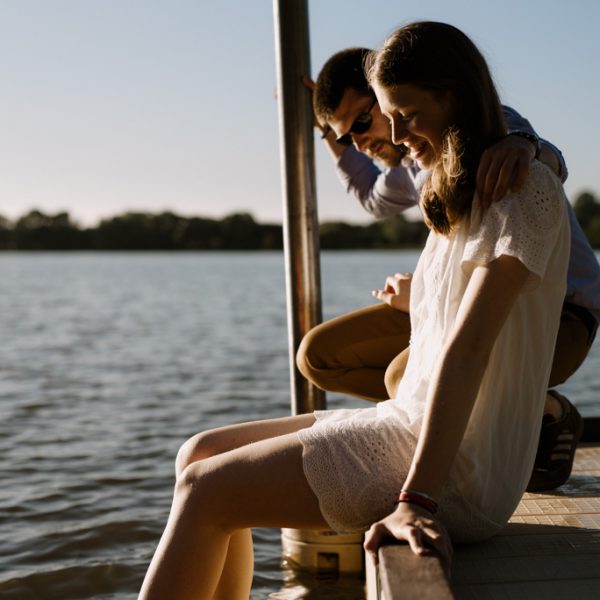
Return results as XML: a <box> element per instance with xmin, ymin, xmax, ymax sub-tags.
<box><xmin>404</xmin><ymin>254</ymin><xmax>529</xmax><ymax>495</ymax></box>
<box><xmin>364</xmin><ymin>254</ymin><xmax>530</xmax><ymax>565</ymax></box>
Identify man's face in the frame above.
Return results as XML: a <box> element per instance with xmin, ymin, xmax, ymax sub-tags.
<box><xmin>328</xmin><ymin>87</ymin><xmax>407</xmax><ymax>168</ymax></box>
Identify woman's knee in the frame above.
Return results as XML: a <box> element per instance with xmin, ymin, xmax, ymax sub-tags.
<box><xmin>175</xmin><ymin>429</ymin><xmax>228</xmax><ymax>477</ymax></box>
<box><xmin>173</xmin><ymin>460</ymin><xmax>222</xmax><ymax>522</ymax></box>
<box><xmin>175</xmin><ymin>456</ymin><xmax>247</xmax><ymax>532</ymax></box>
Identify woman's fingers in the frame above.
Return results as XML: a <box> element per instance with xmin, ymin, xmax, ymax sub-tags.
<box><xmin>384</xmin><ymin>275</ymin><xmax>400</xmax><ymax>294</ymax></box>
<box><xmin>421</xmin><ymin>527</ymin><xmax>452</xmax><ymax>562</ymax></box>
<box><xmin>371</xmin><ymin>289</ymin><xmax>398</xmax><ymax>307</ymax></box>
<box><xmin>372</xmin><ymin>288</ymin><xmax>409</xmax><ymax>312</ymax></box>
<box><xmin>372</xmin><ymin>289</ymin><xmax>387</xmax><ymax>302</ymax></box>
<box><xmin>382</xmin><ymin>272</ymin><xmax>412</xmax><ymax>293</ymax></box>
<box><xmin>363</xmin><ymin>522</ymin><xmax>390</xmax><ymax>564</ymax></box>
<box><xmin>364</xmin><ymin>507</ymin><xmax>453</xmax><ymax>574</ymax></box>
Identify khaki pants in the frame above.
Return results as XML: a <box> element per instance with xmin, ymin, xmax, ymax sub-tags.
<box><xmin>296</xmin><ymin>303</ymin><xmax>596</xmax><ymax>402</ymax></box>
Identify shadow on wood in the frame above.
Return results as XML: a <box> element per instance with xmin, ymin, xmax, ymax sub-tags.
<box><xmin>366</xmin><ymin>542</ymin><xmax>453</xmax><ymax>599</ymax></box>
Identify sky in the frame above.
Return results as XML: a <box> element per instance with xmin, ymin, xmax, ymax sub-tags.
<box><xmin>1</xmin><ymin>0</ymin><xmax>599</xmax><ymax>226</ymax></box>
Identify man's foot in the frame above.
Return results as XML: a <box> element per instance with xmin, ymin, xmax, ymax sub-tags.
<box><xmin>527</xmin><ymin>391</ymin><xmax>583</xmax><ymax>492</ymax></box>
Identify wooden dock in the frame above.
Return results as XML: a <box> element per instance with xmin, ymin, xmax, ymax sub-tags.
<box><xmin>367</xmin><ymin>443</ymin><xmax>600</xmax><ymax>599</ymax></box>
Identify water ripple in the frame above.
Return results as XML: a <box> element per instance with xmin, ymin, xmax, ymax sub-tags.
<box><xmin>1</xmin><ymin>251</ymin><xmax>598</xmax><ymax>599</ymax></box>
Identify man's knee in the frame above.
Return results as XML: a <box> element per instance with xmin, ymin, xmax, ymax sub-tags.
<box><xmin>384</xmin><ymin>348</ymin><xmax>410</xmax><ymax>399</ymax></box>
<box><xmin>296</xmin><ymin>326</ymin><xmax>327</xmax><ymax>380</ymax></box>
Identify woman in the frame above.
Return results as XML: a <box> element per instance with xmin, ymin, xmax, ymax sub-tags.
<box><xmin>140</xmin><ymin>22</ymin><xmax>569</xmax><ymax>599</ymax></box>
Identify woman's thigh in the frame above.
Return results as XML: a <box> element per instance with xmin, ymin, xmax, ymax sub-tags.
<box><xmin>181</xmin><ymin>424</ymin><xmax>329</xmax><ymax>531</ymax></box>
<box><xmin>177</xmin><ymin>413</ymin><xmax>316</xmax><ymax>472</ymax></box>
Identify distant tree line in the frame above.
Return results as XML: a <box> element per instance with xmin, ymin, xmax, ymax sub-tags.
<box><xmin>571</xmin><ymin>191</ymin><xmax>600</xmax><ymax>247</ymax></box>
<box><xmin>1</xmin><ymin>190</ymin><xmax>599</xmax><ymax>250</ymax></box>
<box><xmin>0</xmin><ymin>210</ymin><xmax>427</xmax><ymax>250</ymax></box>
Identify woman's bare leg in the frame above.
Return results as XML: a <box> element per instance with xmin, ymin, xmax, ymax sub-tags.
<box><xmin>175</xmin><ymin>415</ymin><xmax>317</xmax><ymax>598</ymax></box>
<box><xmin>175</xmin><ymin>414</ymin><xmax>317</xmax><ymax>477</ymax></box>
<box><xmin>181</xmin><ymin>414</ymin><xmax>317</xmax><ymax>600</ymax></box>
<box><xmin>141</xmin><ymin>414</ymin><xmax>323</xmax><ymax>600</ymax></box>
<box><xmin>211</xmin><ymin>529</ymin><xmax>253</xmax><ymax>600</ymax></box>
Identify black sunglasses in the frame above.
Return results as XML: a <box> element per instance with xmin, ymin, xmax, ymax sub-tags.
<box><xmin>335</xmin><ymin>98</ymin><xmax>378</xmax><ymax>146</ymax></box>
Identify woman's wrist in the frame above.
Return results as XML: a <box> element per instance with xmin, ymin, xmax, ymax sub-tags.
<box><xmin>397</xmin><ymin>488</ymin><xmax>439</xmax><ymax>514</ymax></box>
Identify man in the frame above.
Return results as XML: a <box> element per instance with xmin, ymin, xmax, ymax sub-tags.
<box><xmin>297</xmin><ymin>47</ymin><xmax>600</xmax><ymax>492</ymax></box>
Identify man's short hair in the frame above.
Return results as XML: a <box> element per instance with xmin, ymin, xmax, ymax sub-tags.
<box><xmin>313</xmin><ymin>47</ymin><xmax>372</xmax><ymax>124</ymax></box>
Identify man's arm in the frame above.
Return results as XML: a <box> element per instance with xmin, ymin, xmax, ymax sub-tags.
<box><xmin>477</xmin><ymin>105</ymin><xmax>568</xmax><ymax>205</ymax></box>
<box><xmin>335</xmin><ymin>147</ymin><xmax>419</xmax><ymax>218</ymax></box>
<box><xmin>503</xmin><ymin>105</ymin><xmax>568</xmax><ymax>182</ymax></box>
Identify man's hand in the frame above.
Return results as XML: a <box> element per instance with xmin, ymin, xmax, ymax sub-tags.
<box><xmin>302</xmin><ymin>75</ymin><xmax>315</xmax><ymax>93</ymax></box>
<box><xmin>364</xmin><ymin>501</ymin><xmax>453</xmax><ymax>573</ymax></box>
<box><xmin>372</xmin><ymin>272</ymin><xmax>412</xmax><ymax>312</ymax></box>
<box><xmin>302</xmin><ymin>75</ymin><xmax>329</xmax><ymax>134</ymax></box>
<box><xmin>476</xmin><ymin>134</ymin><xmax>536</xmax><ymax>207</ymax></box>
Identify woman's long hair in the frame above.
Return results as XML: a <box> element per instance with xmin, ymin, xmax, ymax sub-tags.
<box><xmin>367</xmin><ymin>22</ymin><xmax>506</xmax><ymax>235</ymax></box>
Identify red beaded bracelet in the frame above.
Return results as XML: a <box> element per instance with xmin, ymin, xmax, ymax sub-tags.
<box><xmin>397</xmin><ymin>489</ymin><xmax>438</xmax><ymax>514</ymax></box>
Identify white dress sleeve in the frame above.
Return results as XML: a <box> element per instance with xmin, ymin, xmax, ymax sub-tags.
<box><xmin>461</xmin><ymin>161</ymin><xmax>567</xmax><ymax>290</ymax></box>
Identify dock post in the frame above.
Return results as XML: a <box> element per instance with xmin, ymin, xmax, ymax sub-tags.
<box><xmin>272</xmin><ymin>0</ymin><xmax>324</xmax><ymax>416</ymax></box>
<box><xmin>273</xmin><ymin>0</ymin><xmax>365</xmax><ymax>576</ymax></box>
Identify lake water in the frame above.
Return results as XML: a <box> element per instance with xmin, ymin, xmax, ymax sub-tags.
<box><xmin>1</xmin><ymin>251</ymin><xmax>599</xmax><ymax>599</ymax></box>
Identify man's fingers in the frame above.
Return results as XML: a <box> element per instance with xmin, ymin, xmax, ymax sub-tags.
<box><xmin>480</xmin><ymin>159</ymin><xmax>503</xmax><ymax>206</ymax></box>
<box><xmin>476</xmin><ymin>150</ymin><xmax>493</xmax><ymax>199</ymax></box>
<box><xmin>509</xmin><ymin>156</ymin><xmax>529</xmax><ymax>192</ymax></box>
<box><xmin>489</xmin><ymin>157</ymin><xmax>516</xmax><ymax>203</ymax></box>
<box><xmin>302</xmin><ymin>75</ymin><xmax>315</xmax><ymax>91</ymax></box>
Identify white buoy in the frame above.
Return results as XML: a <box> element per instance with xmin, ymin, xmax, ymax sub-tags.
<box><xmin>281</xmin><ymin>528</ymin><xmax>365</xmax><ymax>573</ymax></box>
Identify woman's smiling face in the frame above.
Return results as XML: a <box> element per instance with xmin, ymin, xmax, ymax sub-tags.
<box><xmin>371</xmin><ymin>82</ymin><xmax>455</xmax><ymax>169</ymax></box>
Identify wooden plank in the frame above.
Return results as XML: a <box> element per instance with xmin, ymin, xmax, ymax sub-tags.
<box><xmin>453</xmin><ymin>579</ymin><xmax>600</xmax><ymax>600</ymax></box>
<box><xmin>452</xmin><ymin>444</ymin><xmax>600</xmax><ymax>597</ymax></box>
<box><xmin>453</xmin><ymin>531</ymin><xmax>600</xmax><ymax>558</ymax></box>
<box><xmin>453</xmin><ymin>553</ymin><xmax>600</xmax><ymax>584</ymax></box>
<box><xmin>368</xmin><ymin>445</ymin><xmax>600</xmax><ymax>599</ymax></box>
<box><xmin>368</xmin><ymin>544</ymin><xmax>454</xmax><ymax>600</ymax></box>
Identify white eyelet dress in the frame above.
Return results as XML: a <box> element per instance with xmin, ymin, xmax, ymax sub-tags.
<box><xmin>298</xmin><ymin>162</ymin><xmax>571</xmax><ymax>542</ymax></box>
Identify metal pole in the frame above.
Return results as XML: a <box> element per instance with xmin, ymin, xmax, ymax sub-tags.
<box><xmin>273</xmin><ymin>4</ymin><xmax>364</xmax><ymax>575</ymax></box>
<box><xmin>273</xmin><ymin>0</ymin><xmax>325</xmax><ymax>414</ymax></box>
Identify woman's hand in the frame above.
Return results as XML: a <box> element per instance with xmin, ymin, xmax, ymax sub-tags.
<box><xmin>364</xmin><ymin>502</ymin><xmax>453</xmax><ymax>573</ymax></box>
<box><xmin>372</xmin><ymin>272</ymin><xmax>412</xmax><ymax>312</ymax></box>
